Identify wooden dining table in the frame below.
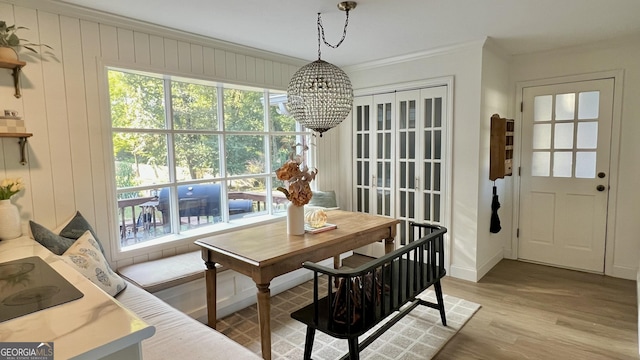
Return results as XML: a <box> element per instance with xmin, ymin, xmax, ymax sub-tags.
<box><xmin>194</xmin><ymin>210</ymin><xmax>399</xmax><ymax>360</ymax></box>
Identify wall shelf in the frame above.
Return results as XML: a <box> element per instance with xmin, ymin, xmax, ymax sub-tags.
<box><xmin>0</xmin><ymin>132</ymin><xmax>33</xmax><ymax>165</ymax></box>
<box><xmin>0</xmin><ymin>58</ymin><xmax>27</xmax><ymax>98</ymax></box>
<box><xmin>489</xmin><ymin>114</ymin><xmax>514</xmax><ymax>181</ymax></box>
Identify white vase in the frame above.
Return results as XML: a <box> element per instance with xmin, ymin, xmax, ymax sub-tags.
<box><xmin>0</xmin><ymin>199</ymin><xmax>22</xmax><ymax>240</ymax></box>
<box><xmin>286</xmin><ymin>203</ymin><xmax>305</xmax><ymax>235</ymax></box>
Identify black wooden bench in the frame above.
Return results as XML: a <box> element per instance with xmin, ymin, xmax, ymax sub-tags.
<box><xmin>291</xmin><ymin>222</ymin><xmax>447</xmax><ymax>360</ymax></box>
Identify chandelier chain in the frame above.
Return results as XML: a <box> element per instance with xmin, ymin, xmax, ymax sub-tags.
<box><xmin>316</xmin><ymin>10</ymin><xmax>351</xmax><ymax>60</ymax></box>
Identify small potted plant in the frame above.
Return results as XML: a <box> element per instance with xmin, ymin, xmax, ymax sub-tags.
<box><xmin>0</xmin><ymin>20</ymin><xmax>52</xmax><ymax>62</ymax></box>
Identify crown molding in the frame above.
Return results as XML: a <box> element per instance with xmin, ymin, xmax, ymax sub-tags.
<box><xmin>343</xmin><ymin>38</ymin><xmax>487</xmax><ymax>72</ymax></box>
<box><xmin>2</xmin><ymin>0</ymin><xmax>308</xmax><ymax>67</ymax></box>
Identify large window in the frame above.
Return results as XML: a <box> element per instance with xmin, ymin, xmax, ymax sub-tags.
<box><xmin>108</xmin><ymin>68</ymin><xmax>308</xmax><ymax>250</ymax></box>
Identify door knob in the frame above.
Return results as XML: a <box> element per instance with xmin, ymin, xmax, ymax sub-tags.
<box><xmin>596</xmin><ymin>185</ymin><xmax>606</xmax><ymax>192</ymax></box>
<box><xmin>598</xmin><ymin>172</ymin><xmax>606</xmax><ymax>178</ymax></box>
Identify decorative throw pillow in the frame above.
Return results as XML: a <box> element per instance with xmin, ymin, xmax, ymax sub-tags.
<box><xmin>58</xmin><ymin>211</ymin><xmax>106</xmax><ymax>254</ymax></box>
<box><xmin>29</xmin><ymin>221</ymin><xmax>76</xmax><ymax>255</ymax></box>
<box><xmin>308</xmin><ymin>190</ymin><xmax>338</xmax><ymax>208</ymax></box>
<box><xmin>61</xmin><ymin>231</ymin><xmax>127</xmax><ymax>297</ymax></box>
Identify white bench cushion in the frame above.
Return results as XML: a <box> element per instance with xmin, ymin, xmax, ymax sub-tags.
<box><xmin>116</xmin><ymin>280</ymin><xmax>260</xmax><ymax>360</ymax></box>
<box><xmin>117</xmin><ymin>251</ymin><xmax>206</xmax><ymax>293</ymax></box>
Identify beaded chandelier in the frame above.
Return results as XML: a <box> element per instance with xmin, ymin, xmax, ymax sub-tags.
<box><xmin>287</xmin><ymin>2</ymin><xmax>357</xmax><ymax>137</ymax></box>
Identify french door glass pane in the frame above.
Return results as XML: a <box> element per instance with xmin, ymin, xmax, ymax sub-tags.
<box><xmin>357</xmin><ymin>161</ymin><xmax>362</xmax><ymax>186</ymax></box>
<box><xmin>385</xmin><ymin>103</ymin><xmax>392</xmax><ymax>130</ymax></box>
<box><xmin>400</xmin><ymin>192</ymin><xmax>406</xmax><ymax>217</ymax></box>
<box><xmin>364</xmin><ymin>105</ymin><xmax>370</xmax><ymax>131</ymax></box>
<box><xmin>555</xmin><ymin>93</ymin><xmax>575</xmax><ymax>120</ymax></box>
<box><xmin>385</xmin><ymin>133</ymin><xmax>391</xmax><ymax>159</ymax></box>
<box><xmin>175</xmin><ymin>134</ymin><xmax>219</xmax><ymax>181</ymax></box>
<box><xmin>553</xmin><ymin>152</ymin><xmax>573</xmax><ymax>177</ymax></box>
<box><xmin>408</xmin><ymin>100</ymin><xmax>416</xmax><ymax>129</ymax></box>
<box><xmin>534</xmin><ymin>95</ymin><xmax>553</xmax><ymax>121</ymax></box>
<box><xmin>357</xmin><ymin>106</ymin><xmax>363</xmax><ymax>131</ymax></box>
<box><xmin>434</xmin><ymin>163</ymin><xmax>441</xmax><ymax>191</ymax></box>
<box><xmin>400</xmin><ymin>162</ymin><xmax>406</xmax><ymax>188</ymax></box>
<box><xmin>357</xmin><ymin>188</ymin><xmax>362</xmax><ymax>212</ymax></box>
<box><xmin>578</xmin><ymin>91</ymin><xmax>599</xmax><ymax>119</ymax></box>
<box><xmin>384</xmin><ymin>190</ymin><xmax>391</xmax><ymax>216</ymax></box>
<box><xmin>408</xmin><ymin>193</ymin><xmax>415</xmax><ymax>218</ymax></box>
<box><xmin>425</xmin><ymin>130</ymin><xmax>432</xmax><ymax>159</ymax></box>
<box><xmin>364</xmin><ymin>164</ymin><xmax>369</xmax><ymax>186</ymax></box>
<box><xmin>364</xmin><ymin>189</ymin><xmax>370</xmax><ymax>213</ymax></box>
<box><xmin>423</xmin><ymin>194</ymin><xmax>431</xmax><ymax>220</ymax></box>
<box><xmin>357</xmin><ymin>134</ymin><xmax>362</xmax><ymax>158</ymax></box>
<box><xmin>424</xmin><ymin>163</ymin><xmax>431</xmax><ymax>191</ymax></box>
<box><xmin>364</xmin><ymin>134</ymin><xmax>370</xmax><ymax>158</ymax></box>
<box><xmin>377</xmin><ymin>162</ymin><xmax>383</xmax><ymax>187</ymax></box>
<box><xmin>434</xmin><ymin>98</ymin><xmax>442</xmax><ymax>127</ymax></box>
<box><xmin>378</xmin><ymin>104</ymin><xmax>385</xmax><ymax>130</ymax></box>
<box><xmin>408</xmin><ymin>163</ymin><xmax>415</xmax><ymax>189</ymax></box>
<box><xmin>377</xmin><ymin>133</ymin><xmax>383</xmax><ymax>158</ymax></box>
<box><xmin>377</xmin><ymin>189</ymin><xmax>383</xmax><ymax>215</ymax></box>
<box><xmin>433</xmin><ymin>194</ymin><xmax>441</xmax><ymax>222</ymax></box>
<box><xmin>408</xmin><ymin>132</ymin><xmax>416</xmax><ymax>159</ymax></box>
<box><xmin>400</xmin><ymin>133</ymin><xmax>406</xmax><ymax>158</ymax></box>
<box><xmin>434</xmin><ymin>130</ymin><xmax>442</xmax><ymax>160</ymax></box>
<box><xmin>425</xmin><ymin>99</ymin><xmax>432</xmax><ymax>127</ymax></box>
<box><xmin>384</xmin><ymin>162</ymin><xmax>391</xmax><ymax>187</ymax></box>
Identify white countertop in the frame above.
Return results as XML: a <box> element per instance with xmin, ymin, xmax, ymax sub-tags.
<box><xmin>0</xmin><ymin>236</ymin><xmax>155</xmax><ymax>360</ymax></box>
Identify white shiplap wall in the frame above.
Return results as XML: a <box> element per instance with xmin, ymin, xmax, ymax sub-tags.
<box><xmin>0</xmin><ymin>0</ymin><xmax>304</xmax><ymax>267</ymax></box>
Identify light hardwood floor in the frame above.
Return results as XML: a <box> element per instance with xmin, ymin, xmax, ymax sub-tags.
<box><xmin>344</xmin><ymin>256</ymin><xmax>637</xmax><ymax>360</ymax></box>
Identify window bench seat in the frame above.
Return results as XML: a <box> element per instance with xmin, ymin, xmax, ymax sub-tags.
<box><xmin>117</xmin><ymin>250</ymin><xmax>222</xmax><ymax>293</ymax></box>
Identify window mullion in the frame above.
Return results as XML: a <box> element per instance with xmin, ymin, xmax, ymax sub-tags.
<box><xmin>217</xmin><ymin>84</ymin><xmax>229</xmax><ymax>222</ymax></box>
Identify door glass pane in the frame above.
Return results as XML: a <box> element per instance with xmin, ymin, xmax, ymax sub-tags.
<box><xmin>364</xmin><ymin>164</ymin><xmax>369</xmax><ymax>186</ymax></box>
<box><xmin>357</xmin><ymin>134</ymin><xmax>362</xmax><ymax>158</ymax></box>
<box><xmin>400</xmin><ymin>133</ymin><xmax>406</xmax><ymax>158</ymax></box>
<box><xmin>377</xmin><ymin>133</ymin><xmax>383</xmax><ymax>158</ymax></box>
<box><xmin>357</xmin><ymin>188</ymin><xmax>362</xmax><ymax>212</ymax></box>
<box><xmin>532</xmin><ymin>152</ymin><xmax>550</xmax><ymax>176</ymax></box>
<box><xmin>424</xmin><ymin>194</ymin><xmax>431</xmax><ymax>220</ymax></box>
<box><xmin>533</xmin><ymin>124</ymin><xmax>551</xmax><ymax>149</ymax></box>
<box><xmin>408</xmin><ymin>132</ymin><xmax>415</xmax><ymax>159</ymax></box>
<box><xmin>555</xmin><ymin>93</ymin><xmax>575</xmax><ymax>120</ymax></box>
<box><xmin>364</xmin><ymin>189</ymin><xmax>369</xmax><ymax>213</ymax></box>
<box><xmin>400</xmin><ymin>162</ymin><xmax>406</xmax><ymax>188</ymax></box>
<box><xmin>534</xmin><ymin>95</ymin><xmax>552</xmax><ymax>121</ymax></box>
<box><xmin>553</xmin><ymin>152</ymin><xmax>573</xmax><ymax>178</ymax></box>
<box><xmin>425</xmin><ymin>99</ymin><xmax>432</xmax><ymax>127</ymax></box>
<box><xmin>424</xmin><ymin>163</ymin><xmax>431</xmax><ymax>191</ymax></box>
<box><xmin>409</xmin><ymin>193</ymin><xmax>415</xmax><ymax>218</ymax></box>
<box><xmin>434</xmin><ymin>98</ymin><xmax>442</xmax><ymax>127</ymax></box>
<box><xmin>433</xmin><ymin>194</ymin><xmax>441</xmax><ymax>222</ymax></box>
<box><xmin>384</xmin><ymin>162</ymin><xmax>391</xmax><ymax>187</ymax></box>
<box><xmin>576</xmin><ymin>152</ymin><xmax>597</xmax><ymax>178</ymax></box>
<box><xmin>384</xmin><ymin>190</ymin><xmax>391</xmax><ymax>216</ymax></box>
<box><xmin>434</xmin><ymin>163</ymin><xmax>441</xmax><ymax>191</ymax></box>
<box><xmin>377</xmin><ymin>189</ymin><xmax>383</xmax><ymax>215</ymax></box>
<box><xmin>377</xmin><ymin>162</ymin><xmax>383</xmax><ymax>187</ymax></box>
<box><xmin>364</xmin><ymin>134</ymin><xmax>369</xmax><ymax>158</ymax></box>
<box><xmin>554</xmin><ymin>123</ymin><xmax>574</xmax><ymax>149</ymax></box>
<box><xmin>378</xmin><ymin>104</ymin><xmax>385</xmax><ymax>130</ymax></box>
<box><xmin>578</xmin><ymin>91</ymin><xmax>599</xmax><ymax>119</ymax></box>
<box><xmin>385</xmin><ymin>103</ymin><xmax>392</xmax><ymax>130</ymax></box>
<box><xmin>577</xmin><ymin>122</ymin><xmax>598</xmax><ymax>149</ymax></box>
<box><xmin>400</xmin><ymin>192</ymin><xmax>406</xmax><ymax>217</ymax></box>
<box><xmin>385</xmin><ymin>133</ymin><xmax>391</xmax><ymax>159</ymax></box>
<box><xmin>364</xmin><ymin>105</ymin><xmax>369</xmax><ymax>131</ymax></box>
<box><xmin>408</xmin><ymin>101</ymin><xmax>416</xmax><ymax>129</ymax></box>
<box><xmin>408</xmin><ymin>163</ymin><xmax>415</xmax><ymax>189</ymax></box>
<box><xmin>425</xmin><ymin>131</ymin><xmax>432</xmax><ymax>159</ymax></box>
<box><xmin>434</xmin><ymin>130</ymin><xmax>442</xmax><ymax>160</ymax></box>
<box><xmin>399</xmin><ymin>102</ymin><xmax>406</xmax><ymax>129</ymax></box>
<box><xmin>357</xmin><ymin>161</ymin><xmax>362</xmax><ymax>185</ymax></box>
<box><xmin>357</xmin><ymin>106</ymin><xmax>362</xmax><ymax>131</ymax></box>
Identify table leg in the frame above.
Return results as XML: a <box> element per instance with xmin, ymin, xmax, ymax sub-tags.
<box><xmin>256</xmin><ymin>283</ymin><xmax>271</xmax><ymax>360</ymax></box>
<box><xmin>204</xmin><ymin>260</ymin><xmax>217</xmax><ymax>328</ymax></box>
<box><xmin>384</xmin><ymin>238</ymin><xmax>395</xmax><ymax>254</ymax></box>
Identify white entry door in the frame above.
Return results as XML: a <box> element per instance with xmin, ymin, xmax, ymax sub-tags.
<box><xmin>519</xmin><ymin>78</ymin><xmax>614</xmax><ymax>272</ymax></box>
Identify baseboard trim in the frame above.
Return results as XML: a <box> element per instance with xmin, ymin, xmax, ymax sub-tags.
<box><xmin>449</xmin><ymin>264</ymin><xmax>478</xmax><ymax>282</ymax></box>
<box><xmin>607</xmin><ymin>264</ymin><xmax>636</xmax><ymax>281</ymax></box>
<box><xmin>477</xmin><ymin>249</ymin><xmax>504</xmax><ymax>280</ymax></box>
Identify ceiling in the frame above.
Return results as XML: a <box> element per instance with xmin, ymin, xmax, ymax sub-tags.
<box><xmin>55</xmin><ymin>0</ymin><xmax>640</xmax><ymax>67</ymax></box>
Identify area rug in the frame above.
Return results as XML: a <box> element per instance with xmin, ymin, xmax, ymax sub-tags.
<box><xmin>216</xmin><ymin>277</ymin><xmax>481</xmax><ymax>360</ymax></box>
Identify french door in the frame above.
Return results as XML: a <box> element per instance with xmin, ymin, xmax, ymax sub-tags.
<box><xmin>519</xmin><ymin>78</ymin><xmax>614</xmax><ymax>272</ymax></box>
<box><xmin>353</xmin><ymin>86</ymin><xmax>448</xmax><ymax>253</ymax></box>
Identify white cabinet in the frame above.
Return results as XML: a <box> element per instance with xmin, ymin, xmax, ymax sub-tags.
<box><xmin>353</xmin><ymin>86</ymin><xmax>448</xmax><ymax>251</ymax></box>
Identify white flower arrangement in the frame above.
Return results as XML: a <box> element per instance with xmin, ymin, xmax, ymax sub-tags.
<box><xmin>0</xmin><ymin>177</ymin><xmax>25</xmax><ymax>200</ymax></box>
